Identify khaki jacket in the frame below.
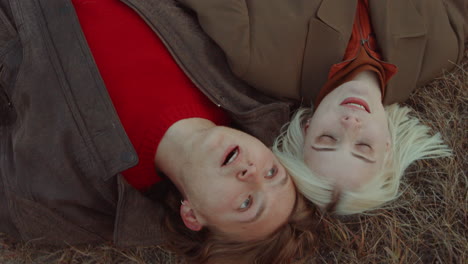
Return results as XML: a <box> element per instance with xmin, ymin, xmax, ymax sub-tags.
<box><xmin>179</xmin><ymin>0</ymin><xmax>467</xmax><ymax>104</ymax></box>
<box><xmin>0</xmin><ymin>0</ymin><xmax>291</xmax><ymax>246</ymax></box>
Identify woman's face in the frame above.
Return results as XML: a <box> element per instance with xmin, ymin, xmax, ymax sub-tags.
<box><xmin>179</xmin><ymin>126</ymin><xmax>296</xmax><ymax>241</ymax></box>
<box><xmin>303</xmin><ymin>79</ymin><xmax>391</xmax><ymax>191</ymax></box>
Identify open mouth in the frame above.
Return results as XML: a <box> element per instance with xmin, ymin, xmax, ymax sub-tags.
<box><xmin>340</xmin><ymin>97</ymin><xmax>370</xmax><ymax>113</ymax></box>
<box><xmin>222</xmin><ymin>146</ymin><xmax>239</xmax><ymax>166</ymax></box>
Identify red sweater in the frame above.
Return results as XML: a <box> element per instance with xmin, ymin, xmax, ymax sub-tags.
<box><xmin>72</xmin><ymin>0</ymin><xmax>230</xmax><ymax>190</ymax></box>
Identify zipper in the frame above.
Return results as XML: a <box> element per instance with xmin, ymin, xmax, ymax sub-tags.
<box><xmin>120</xmin><ymin>0</ymin><xmax>222</xmax><ymax>108</ymax></box>
<box><xmin>333</xmin><ymin>4</ymin><xmax>370</xmax><ymax>65</ymax></box>
<box><xmin>354</xmin><ymin>0</ymin><xmax>389</xmax><ymax>65</ymax></box>
<box><xmin>356</xmin><ymin>1</ymin><xmax>369</xmax><ymax>50</ymax></box>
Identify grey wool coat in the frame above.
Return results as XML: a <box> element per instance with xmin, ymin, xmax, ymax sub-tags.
<box><xmin>0</xmin><ymin>0</ymin><xmax>293</xmax><ymax>246</ymax></box>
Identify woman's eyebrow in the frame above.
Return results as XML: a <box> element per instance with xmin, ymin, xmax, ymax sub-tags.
<box><xmin>351</xmin><ymin>152</ymin><xmax>376</xmax><ymax>163</ymax></box>
<box><xmin>312</xmin><ymin>145</ymin><xmax>376</xmax><ymax>163</ymax></box>
<box><xmin>311</xmin><ymin>146</ymin><xmax>336</xmax><ymax>151</ymax></box>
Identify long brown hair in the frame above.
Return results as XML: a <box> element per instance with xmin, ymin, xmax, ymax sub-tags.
<box><xmin>153</xmin><ymin>180</ymin><xmax>323</xmax><ymax>263</ymax></box>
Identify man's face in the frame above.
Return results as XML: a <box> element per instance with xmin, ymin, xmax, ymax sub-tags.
<box><xmin>180</xmin><ymin>126</ymin><xmax>297</xmax><ymax>241</ymax></box>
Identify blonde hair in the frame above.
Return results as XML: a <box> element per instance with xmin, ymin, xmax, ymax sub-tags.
<box><xmin>273</xmin><ymin>104</ymin><xmax>452</xmax><ymax>215</ymax></box>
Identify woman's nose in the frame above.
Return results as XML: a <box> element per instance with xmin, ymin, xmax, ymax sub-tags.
<box><xmin>237</xmin><ymin>162</ymin><xmax>258</xmax><ymax>182</ymax></box>
<box><xmin>341</xmin><ymin>116</ymin><xmax>361</xmax><ymax>129</ymax></box>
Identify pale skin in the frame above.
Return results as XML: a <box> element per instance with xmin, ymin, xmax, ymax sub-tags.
<box><xmin>155</xmin><ymin>118</ymin><xmax>296</xmax><ymax>241</ymax></box>
<box><xmin>304</xmin><ymin>70</ymin><xmax>391</xmax><ymax>191</ymax></box>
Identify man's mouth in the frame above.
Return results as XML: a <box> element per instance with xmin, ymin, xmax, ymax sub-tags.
<box><xmin>340</xmin><ymin>97</ymin><xmax>370</xmax><ymax>113</ymax></box>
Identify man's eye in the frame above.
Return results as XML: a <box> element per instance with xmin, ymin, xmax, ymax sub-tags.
<box><xmin>223</xmin><ymin>147</ymin><xmax>239</xmax><ymax>166</ymax></box>
<box><xmin>266</xmin><ymin>166</ymin><xmax>278</xmax><ymax>179</ymax></box>
<box><xmin>240</xmin><ymin>196</ymin><xmax>252</xmax><ymax>211</ymax></box>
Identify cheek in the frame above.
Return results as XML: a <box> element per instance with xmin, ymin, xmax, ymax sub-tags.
<box><xmin>303</xmin><ymin>148</ymin><xmax>314</xmax><ymax>167</ymax></box>
<box><xmin>368</xmin><ymin>122</ymin><xmax>391</xmax><ymax>145</ymax></box>
<box><xmin>200</xmin><ymin>180</ymin><xmax>241</xmax><ymax>211</ymax></box>
<box><xmin>308</xmin><ymin>113</ymin><xmax>338</xmax><ymax>136</ymax></box>
<box><xmin>303</xmin><ymin>125</ymin><xmax>320</xmax><ymax>147</ymax></box>
<box><xmin>269</xmin><ymin>182</ymin><xmax>296</xmax><ymax>221</ymax></box>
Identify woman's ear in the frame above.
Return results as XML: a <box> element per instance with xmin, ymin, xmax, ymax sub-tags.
<box><xmin>386</xmin><ymin>137</ymin><xmax>392</xmax><ymax>152</ymax></box>
<box><xmin>180</xmin><ymin>200</ymin><xmax>203</xmax><ymax>231</ymax></box>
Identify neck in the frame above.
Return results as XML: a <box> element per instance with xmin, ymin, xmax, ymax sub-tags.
<box><xmin>353</xmin><ymin>70</ymin><xmax>382</xmax><ymax>99</ymax></box>
<box><xmin>154</xmin><ymin>118</ymin><xmax>215</xmax><ymax>193</ymax></box>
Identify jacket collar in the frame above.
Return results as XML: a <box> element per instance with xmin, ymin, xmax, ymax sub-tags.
<box><xmin>369</xmin><ymin>0</ymin><xmax>427</xmax><ymax>104</ymax></box>
<box><xmin>317</xmin><ymin>0</ymin><xmax>427</xmax><ymax>39</ymax></box>
<box><xmin>300</xmin><ymin>0</ymin><xmax>357</xmax><ymax>103</ymax></box>
<box><xmin>302</xmin><ymin>0</ymin><xmax>427</xmax><ymax>104</ymax></box>
<box><xmin>370</xmin><ymin>0</ymin><xmax>427</xmax><ymax>39</ymax></box>
<box><xmin>113</xmin><ymin>176</ymin><xmax>166</xmax><ymax>247</ymax></box>
<box><xmin>316</xmin><ymin>0</ymin><xmax>357</xmax><ymax>35</ymax></box>
<box><xmin>34</xmin><ymin>0</ymin><xmax>139</xmax><ymax>181</ymax></box>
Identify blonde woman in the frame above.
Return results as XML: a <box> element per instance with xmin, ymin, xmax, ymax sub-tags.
<box><xmin>273</xmin><ymin>83</ymin><xmax>452</xmax><ymax>214</ymax></box>
<box><xmin>179</xmin><ymin>0</ymin><xmax>466</xmax><ymax>214</ymax></box>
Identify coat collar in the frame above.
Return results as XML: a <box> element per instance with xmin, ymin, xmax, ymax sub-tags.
<box><xmin>302</xmin><ymin>0</ymin><xmax>428</xmax><ymax>104</ymax></box>
<box><xmin>317</xmin><ymin>0</ymin><xmax>427</xmax><ymax>39</ymax></box>
<box><xmin>370</xmin><ymin>0</ymin><xmax>427</xmax><ymax>39</ymax></box>
<box><xmin>369</xmin><ymin>0</ymin><xmax>428</xmax><ymax>104</ymax></box>
<box><xmin>114</xmin><ymin>176</ymin><xmax>166</xmax><ymax>246</ymax></box>
<box><xmin>316</xmin><ymin>0</ymin><xmax>357</xmax><ymax>35</ymax></box>
<box><xmin>300</xmin><ymin>0</ymin><xmax>357</xmax><ymax>104</ymax></box>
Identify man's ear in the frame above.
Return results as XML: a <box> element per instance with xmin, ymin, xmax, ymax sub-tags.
<box><xmin>304</xmin><ymin>118</ymin><xmax>311</xmax><ymax>133</ymax></box>
<box><xmin>180</xmin><ymin>200</ymin><xmax>204</xmax><ymax>231</ymax></box>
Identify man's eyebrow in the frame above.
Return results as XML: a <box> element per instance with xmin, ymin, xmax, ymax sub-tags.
<box><xmin>279</xmin><ymin>171</ymin><xmax>289</xmax><ymax>187</ymax></box>
<box><xmin>241</xmin><ymin>201</ymin><xmax>266</xmax><ymax>223</ymax></box>
<box><xmin>352</xmin><ymin>152</ymin><xmax>376</xmax><ymax>163</ymax></box>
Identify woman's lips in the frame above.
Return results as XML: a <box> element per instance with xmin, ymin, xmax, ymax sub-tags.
<box><xmin>340</xmin><ymin>97</ymin><xmax>371</xmax><ymax>113</ymax></box>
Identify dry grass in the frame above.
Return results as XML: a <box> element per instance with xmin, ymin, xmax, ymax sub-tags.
<box><xmin>1</xmin><ymin>54</ymin><xmax>466</xmax><ymax>263</ymax></box>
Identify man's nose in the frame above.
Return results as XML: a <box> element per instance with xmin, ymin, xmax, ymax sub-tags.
<box><xmin>237</xmin><ymin>162</ymin><xmax>259</xmax><ymax>182</ymax></box>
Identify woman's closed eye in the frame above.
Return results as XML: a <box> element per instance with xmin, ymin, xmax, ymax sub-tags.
<box><xmin>353</xmin><ymin>142</ymin><xmax>376</xmax><ymax>162</ymax></box>
<box><xmin>239</xmin><ymin>195</ymin><xmax>252</xmax><ymax>211</ymax></box>
<box><xmin>321</xmin><ymin>135</ymin><xmax>336</xmax><ymax>140</ymax></box>
<box><xmin>315</xmin><ymin>134</ymin><xmax>337</xmax><ymax>146</ymax></box>
<box><xmin>356</xmin><ymin>143</ymin><xmax>372</xmax><ymax>153</ymax></box>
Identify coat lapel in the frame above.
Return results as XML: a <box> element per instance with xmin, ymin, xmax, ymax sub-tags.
<box><xmin>300</xmin><ymin>0</ymin><xmax>357</xmax><ymax>104</ymax></box>
<box><xmin>369</xmin><ymin>0</ymin><xmax>428</xmax><ymax>104</ymax></box>
<box><xmin>316</xmin><ymin>0</ymin><xmax>358</xmax><ymax>34</ymax></box>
